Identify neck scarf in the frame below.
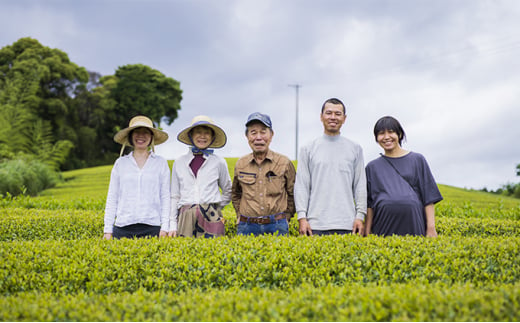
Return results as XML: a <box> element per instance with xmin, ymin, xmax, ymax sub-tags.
<box><xmin>189</xmin><ymin>133</ymin><xmax>215</xmax><ymax>156</ymax></box>
<box><xmin>191</xmin><ymin>146</ymin><xmax>214</xmax><ymax>156</ymax></box>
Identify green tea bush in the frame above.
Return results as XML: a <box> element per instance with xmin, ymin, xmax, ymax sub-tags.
<box><xmin>1</xmin><ymin>205</ymin><xmax>518</xmax><ymax>242</ymax></box>
<box><xmin>0</xmin><ymin>208</ymin><xmax>102</xmax><ymax>241</ymax></box>
<box><xmin>1</xmin><ymin>236</ymin><xmax>518</xmax><ymax>294</ymax></box>
<box><xmin>437</xmin><ymin>200</ymin><xmax>520</xmax><ymax>220</ymax></box>
<box><xmin>0</xmin><ymin>204</ymin><xmax>292</xmax><ymax>240</ymax></box>
<box><xmin>1</xmin><ymin>283</ymin><xmax>519</xmax><ymax>321</ymax></box>
<box><xmin>436</xmin><ymin>216</ymin><xmax>520</xmax><ymax>236</ymax></box>
<box><xmin>0</xmin><ymin>194</ymin><xmax>105</xmax><ymax>210</ymax></box>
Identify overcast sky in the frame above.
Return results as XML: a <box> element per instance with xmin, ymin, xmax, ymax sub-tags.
<box><xmin>2</xmin><ymin>0</ymin><xmax>519</xmax><ymax>190</ymax></box>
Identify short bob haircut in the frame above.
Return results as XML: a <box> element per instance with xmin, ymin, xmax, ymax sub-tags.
<box><xmin>373</xmin><ymin>116</ymin><xmax>406</xmax><ymax>146</ymax></box>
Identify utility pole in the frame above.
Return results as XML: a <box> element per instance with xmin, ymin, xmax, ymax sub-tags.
<box><xmin>288</xmin><ymin>84</ymin><xmax>301</xmax><ymax>161</ymax></box>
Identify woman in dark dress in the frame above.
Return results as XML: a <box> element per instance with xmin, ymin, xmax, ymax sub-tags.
<box><xmin>365</xmin><ymin>116</ymin><xmax>443</xmax><ymax>237</ymax></box>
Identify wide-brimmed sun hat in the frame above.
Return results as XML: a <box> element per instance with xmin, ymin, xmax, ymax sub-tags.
<box><xmin>114</xmin><ymin>115</ymin><xmax>169</xmax><ymax>155</ymax></box>
<box><xmin>177</xmin><ymin>115</ymin><xmax>227</xmax><ymax>148</ymax></box>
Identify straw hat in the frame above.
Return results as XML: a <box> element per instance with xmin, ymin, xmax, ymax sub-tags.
<box><xmin>114</xmin><ymin>116</ymin><xmax>169</xmax><ymax>155</ymax></box>
<box><xmin>177</xmin><ymin>115</ymin><xmax>227</xmax><ymax>148</ymax></box>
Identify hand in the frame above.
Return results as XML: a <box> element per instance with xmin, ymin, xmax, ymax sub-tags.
<box><xmin>168</xmin><ymin>231</ymin><xmax>177</xmax><ymax>237</ymax></box>
<box><xmin>426</xmin><ymin>227</ymin><xmax>438</xmax><ymax>238</ymax></box>
<box><xmin>159</xmin><ymin>230</ymin><xmax>168</xmax><ymax>238</ymax></box>
<box><xmin>103</xmin><ymin>233</ymin><xmax>112</xmax><ymax>240</ymax></box>
<box><xmin>298</xmin><ymin>218</ymin><xmax>313</xmax><ymax>236</ymax></box>
<box><xmin>352</xmin><ymin>219</ymin><xmax>364</xmax><ymax>236</ymax></box>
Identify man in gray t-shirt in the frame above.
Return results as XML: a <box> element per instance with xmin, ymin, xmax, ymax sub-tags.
<box><xmin>294</xmin><ymin>98</ymin><xmax>367</xmax><ymax>236</ymax></box>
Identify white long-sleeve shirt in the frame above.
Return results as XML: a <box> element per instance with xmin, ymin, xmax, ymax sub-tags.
<box><xmin>104</xmin><ymin>152</ymin><xmax>171</xmax><ymax>233</ymax></box>
<box><xmin>294</xmin><ymin>134</ymin><xmax>367</xmax><ymax>230</ymax></box>
<box><xmin>169</xmin><ymin>151</ymin><xmax>232</xmax><ymax>231</ymax></box>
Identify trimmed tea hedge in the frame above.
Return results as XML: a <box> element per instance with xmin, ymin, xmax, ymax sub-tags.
<box><xmin>1</xmin><ymin>235</ymin><xmax>519</xmax><ymax>294</ymax></box>
<box><xmin>1</xmin><ymin>206</ymin><xmax>520</xmax><ymax>242</ymax></box>
<box><xmin>0</xmin><ymin>208</ymin><xmax>102</xmax><ymax>241</ymax></box>
<box><xmin>1</xmin><ymin>283</ymin><xmax>519</xmax><ymax>321</ymax></box>
<box><xmin>435</xmin><ymin>216</ymin><xmax>520</xmax><ymax>236</ymax></box>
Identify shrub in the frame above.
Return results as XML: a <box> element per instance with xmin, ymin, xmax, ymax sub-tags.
<box><xmin>1</xmin><ymin>205</ymin><xmax>518</xmax><ymax>242</ymax></box>
<box><xmin>0</xmin><ymin>208</ymin><xmax>102</xmax><ymax>241</ymax></box>
<box><xmin>0</xmin><ymin>159</ymin><xmax>61</xmax><ymax>196</ymax></box>
<box><xmin>1</xmin><ymin>283</ymin><xmax>519</xmax><ymax>321</ymax></box>
<box><xmin>1</xmin><ymin>236</ymin><xmax>519</xmax><ymax>294</ymax></box>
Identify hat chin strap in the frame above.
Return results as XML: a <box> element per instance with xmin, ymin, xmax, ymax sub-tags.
<box><xmin>119</xmin><ymin>144</ymin><xmax>126</xmax><ymax>157</ymax></box>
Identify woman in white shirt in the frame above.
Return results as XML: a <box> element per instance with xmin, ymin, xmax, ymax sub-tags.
<box><xmin>103</xmin><ymin>115</ymin><xmax>171</xmax><ymax>239</ymax></box>
<box><xmin>169</xmin><ymin>115</ymin><xmax>232</xmax><ymax>238</ymax></box>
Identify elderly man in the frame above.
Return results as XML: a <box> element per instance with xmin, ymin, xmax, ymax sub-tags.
<box><xmin>294</xmin><ymin>98</ymin><xmax>367</xmax><ymax>236</ymax></box>
<box><xmin>231</xmin><ymin>112</ymin><xmax>296</xmax><ymax>236</ymax></box>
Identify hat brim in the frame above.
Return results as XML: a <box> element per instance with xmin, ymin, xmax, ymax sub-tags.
<box><xmin>177</xmin><ymin>122</ymin><xmax>227</xmax><ymax>148</ymax></box>
<box><xmin>114</xmin><ymin>125</ymin><xmax>169</xmax><ymax>146</ymax></box>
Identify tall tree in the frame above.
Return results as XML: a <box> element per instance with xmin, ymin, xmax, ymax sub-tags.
<box><xmin>62</xmin><ymin>71</ymin><xmax>119</xmax><ymax>169</ymax></box>
<box><xmin>0</xmin><ymin>37</ymin><xmax>89</xmax><ymax>142</ymax></box>
<box><xmin>104</xmin><ymin>64</ymin><xmax>183</xmax><ymax>128</ymax></box>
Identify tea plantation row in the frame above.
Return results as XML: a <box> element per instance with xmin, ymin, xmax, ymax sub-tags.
<box><xmin>0</xmin><ymin>231</ymin><xmax>519</xmax><ymax>321</ymax></box>
<box><xmin>1</xmin><ymin>235</ymin><xmax>519</xmax><ymax>294</ymax></box>
<box><xmin>1</xmin><ymin>206</ymin><xmax>520</xmax><ymax>241</ymax></box>
<box><xmin>2</xmin><ymin>283</ymin><xmax>519</xmax><ymax>321</ymax></box>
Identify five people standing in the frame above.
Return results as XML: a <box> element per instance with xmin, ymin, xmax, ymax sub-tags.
<box><xmin>104</xmin><ymin>103</ymin><xmax>442</xmax><ymax>239</ymax></box>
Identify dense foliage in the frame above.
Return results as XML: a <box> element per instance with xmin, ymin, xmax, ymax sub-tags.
<box><xmin>0</xmin><ymin>37</ymin><xmax>183</xmax><ymax>182</ymax></box>
<box><xmin>0</xmin><ymin>159</ymin><xmax>519</xmax><ymax>321</ymax></box>
<box><xmin>0</xmin><ymin>159</ymin><xmax>61</xmax><ymax>196</ymax></box>
<box><xmin>2</xmin><ymin>283</ymin><xmax>517</xmax><ymax>322</ymax></box>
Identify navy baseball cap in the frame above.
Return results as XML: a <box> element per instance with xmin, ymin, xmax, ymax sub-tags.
<box><xmin>245</xmin><ymin>112</ymin><xmax>272</xmax><ymax>128</ymax></box>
